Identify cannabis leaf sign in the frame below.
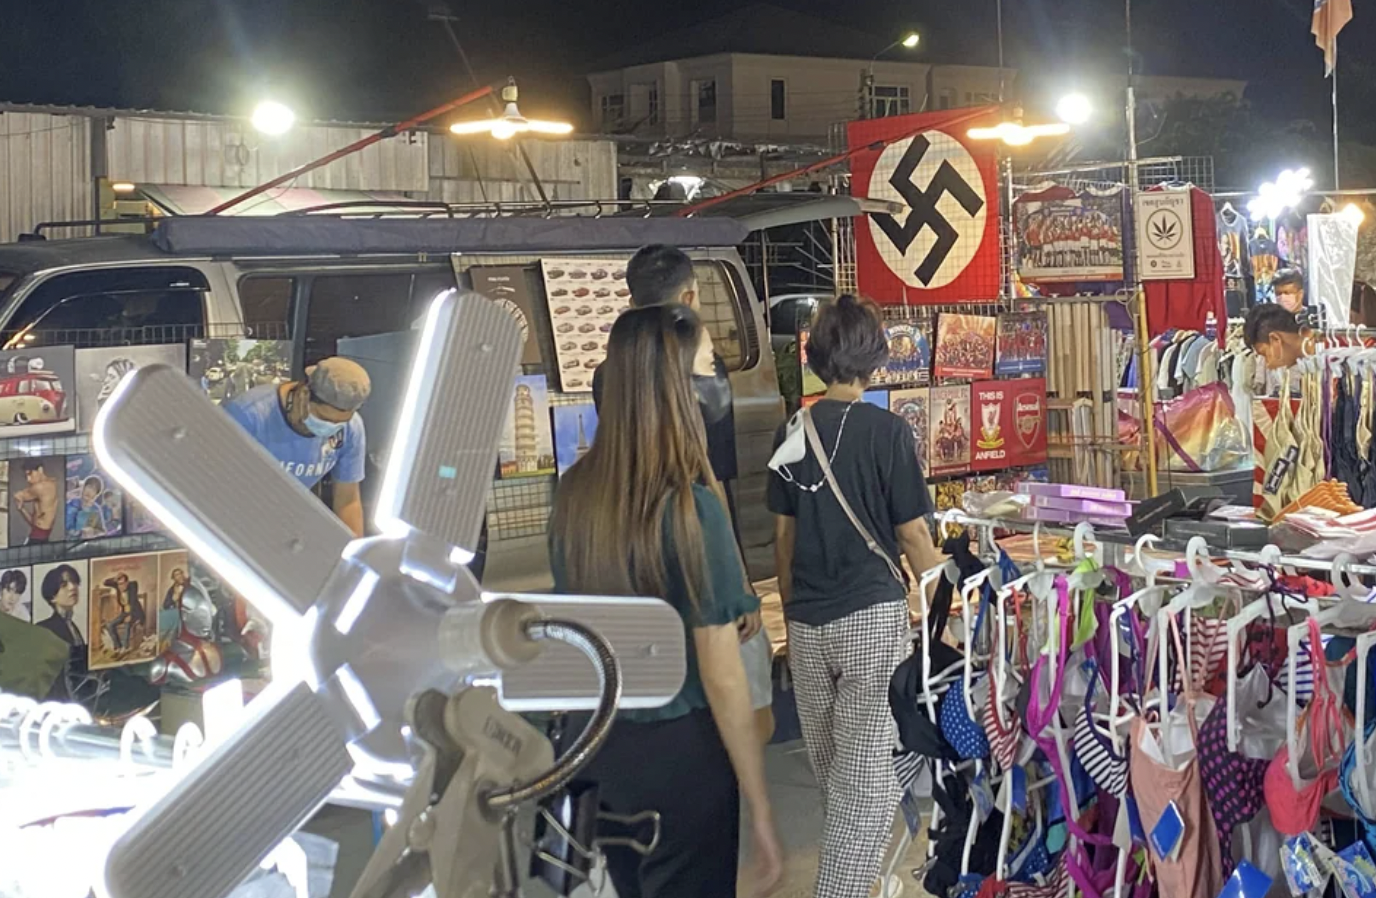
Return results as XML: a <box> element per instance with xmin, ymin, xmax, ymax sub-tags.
<box><xmin>1145</xmin><ymin>209</ymin><xmax>1184</xmax><ymax>250</ymax></box>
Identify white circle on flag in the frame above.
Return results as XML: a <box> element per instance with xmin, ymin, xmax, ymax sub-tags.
<box><xmin>866</xmin><ymin>130</ymin><xmax>988</xmax><ymax>290</ymax></box>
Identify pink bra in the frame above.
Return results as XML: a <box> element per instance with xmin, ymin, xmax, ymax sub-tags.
<box><xmin>1263</xmin><ymin>618</ymin><xmax>1345</xmax><ymax>836</ymax></box>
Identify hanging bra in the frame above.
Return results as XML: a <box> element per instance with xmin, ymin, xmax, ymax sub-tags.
<box><xmin>1263</xmin><ymin>618</ymin><xmax>1345</xmax><ymax>837</ymax></box>
<box><xmin>941</xmin><ymin>674</ymin><xmax>992</xmax><ymax>761</ymax></box>
<box><xmin>1072</xmin><ymin>662</ymin><xmax>1128</xmax><ymax>799</ymax></box>
<box><xmin>1340</xmin><ymin>719</ymin><xmax>1376</xmax><ymax>855</ymax></box>
<box><xmin>984</xmin><ymin>662</ymin><xmax>1021</xmax><ymax>771</ymax></box>
<box><xmin>1196</xmin><ymin>685</ymin><xmax>1271</xmax><ymax>875</ymax></box>
<box><xmin>1023</xmin><ymin>577</ymin><xmax>1113</xmax><ymax>898</ymax></box>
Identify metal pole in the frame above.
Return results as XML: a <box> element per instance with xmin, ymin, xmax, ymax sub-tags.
<box><xmin>206</xmin><ymin>84</ymin><xmax>495</xmax><ymax>216</ymax></box>
<box><xmin>1124</xmin><ymin>0</ymin><xmax>1158</xmax><ymax>497</ymax></box>
<box><xmin>1333</xmin><ymin>47</ymin><xmax>1341</xmax><ymax>190</ymax></box>
<box><xmin>996</xmin><ymin>0</ymin><xmax>1006</xmax><ymax>103</ymax></box>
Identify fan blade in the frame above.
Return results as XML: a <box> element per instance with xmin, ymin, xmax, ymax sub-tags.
<box><xmin>491</xmin><ymin>594</ymin><xmax>687</xmax><ymax>710</ymax></box>
<box><xmin>375</xmin><ymin>291</ymin><xmax>522</xmax><ymax>556</ymax></box>
<box><xmin>94</xmin><ymin>365</ymin><xmax>351</xmax><ymax>622</ymax></box>
<box><xmin>102</xmin><ymin>682</ymin><xmax>353</xmax><ymax>898</ymax></box>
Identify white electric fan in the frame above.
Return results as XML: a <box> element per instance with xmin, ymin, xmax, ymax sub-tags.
<box><xmin>90</xmin><ymin>291</ymin><xmax>687</xmax><ymax>898</ymax></box>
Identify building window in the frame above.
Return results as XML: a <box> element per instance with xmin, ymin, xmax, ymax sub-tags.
<box><xmin>647</xmin><ymin>85</ymin><xmax>660</xmax><ymax>125</ymax></box>
<box><xmin>600</xmin><ymin>93</ymin><xmax>626</xmax><ymax>126</ymax></box>
<box><xmin>938</xmin><ymin>90</ymin><xmax>954</xmax><ymax>110</ymax></box>
<box><xmin>770</xmin><ymin>79</ymin><xmax>786</xmax><ymax>120</ymax></box>
<box><xmin>696</xmin><ymin>80</ymin><xmax>717</xmax><ymax>125</ymax></box>
<box><xmin>870</xmin><ymin>85</ymin><xmax>911</xmax><ymax>118</ymax></box>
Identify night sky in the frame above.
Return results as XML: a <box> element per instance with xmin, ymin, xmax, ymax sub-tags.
<box><xmin>1</xmin><ymin>0</ymin><xmax>1369</xmax><ymax>134</ymax></box>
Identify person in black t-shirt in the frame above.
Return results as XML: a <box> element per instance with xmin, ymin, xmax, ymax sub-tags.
<box><xmin>767</xmin><ymin>294</ymin><xmax>939</xmax><ymax>898</ymax></box>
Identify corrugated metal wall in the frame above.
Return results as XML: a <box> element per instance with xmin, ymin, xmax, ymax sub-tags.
<box><xmin>0</xmin><ymin>106</ymin><xmax>620</xmax><ymax>242</ymax></box>
<box><xmin>106</xmin><ymin>116</ymin><xmax>429</xmax><ymax>191</ymax></box>
<box><xmin>427</xmin><ymin>138</ymin><xmax>618</xmax><ymax>206</ymax></box>
<box><xmin>0</xmin><ymin>112</ymin><xmax>92</xmax><ymax>242</ymax></box>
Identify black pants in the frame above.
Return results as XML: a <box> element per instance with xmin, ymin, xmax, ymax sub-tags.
<box><xmin>576</xmin><ymin>709</ymin><xmax>740</xmax><ymax>898</ymax></box>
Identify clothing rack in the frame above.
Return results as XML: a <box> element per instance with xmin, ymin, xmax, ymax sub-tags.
<box><xmin>941</xmin><ymin>510</ymin><xmax>1376</xmax><ymax>579</ymax></box>
<box><xmin>0</xmin><ymin>691</ymin><xmax>405</xmax><ymax>814</ymax></box>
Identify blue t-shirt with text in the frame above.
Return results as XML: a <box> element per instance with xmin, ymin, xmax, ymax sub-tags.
<box><xmin>223</xmin><ymin>385</ymin><xmax>366</xmax><ymax>488</ymax></box>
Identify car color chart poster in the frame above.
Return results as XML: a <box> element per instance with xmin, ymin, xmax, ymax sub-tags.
<box><xmin>540</xmin><ymin>258</ymin><xmax>633</xmax><ymax>393</ymax></box>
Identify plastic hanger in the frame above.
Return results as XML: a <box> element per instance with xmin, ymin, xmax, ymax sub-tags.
<box><xmin>1225</xmin><ymin>585</ymin><xmax>1317</xmax><ymax>752</ymax></box>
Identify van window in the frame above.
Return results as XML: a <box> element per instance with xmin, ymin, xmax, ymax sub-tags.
<box><xmin>3</xmin><ymin>267</ymin><xmax>207</xmax><ymax>348</ymax></box>
<box><xmin>238</xmin><ymin>276</ymin><xmax>294</xmax><ymax>340</ymax></box>
<box><xmin>304</xmin><ymin>273</ymin><xmax>415</xmax><ymax>364</ymax></box>
<box><xmin>693</xmin><ymin>260</ymin><xmax>755</xmax><ymax>371</ymax></box>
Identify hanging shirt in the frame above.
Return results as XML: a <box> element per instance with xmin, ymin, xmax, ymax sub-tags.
<box><xmin>1250</xmin><ymin>232</ymin><xmax>1281</xmax><ymax>303</ymax></box>
<box><xmin>222</xmin><ymin>385</ymin><xmax>366</xmax><ymax>489</ymax></box>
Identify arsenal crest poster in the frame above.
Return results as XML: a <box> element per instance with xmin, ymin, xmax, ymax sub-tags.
<box><xmin>971</xmin><ymin>378</ymin><xmax>1048</xmax><ymax>471</ymax></box>
<box><xmin>848</xmin><ymin>108</ymin><xmax>1002</xmax><ymax>305</ymax></box>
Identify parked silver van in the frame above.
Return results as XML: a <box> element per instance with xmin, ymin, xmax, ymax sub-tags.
<box><xmin>0</xmin><ymin>216</ymin><xmax>786</xmax><ymax>589</ymax></box>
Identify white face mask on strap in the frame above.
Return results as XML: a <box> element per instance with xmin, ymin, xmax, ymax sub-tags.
<box><xmin>767</xmin><ymin>410</ymin><xmax>807</xmax><ymax>472</ymax></box>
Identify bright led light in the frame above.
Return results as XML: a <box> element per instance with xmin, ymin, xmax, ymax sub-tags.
<box><xmin>1056</xmin><ymin>93</ymin><xmax>1092</xmax><ymax>126</ymax></box>
<box><xmin>1343</xmin><ymin>203</ymin><xmax>1366</xmax><ymax>225</ymax></box>
<box><xmin>111</xmin><ymin>182</ymin><xmax>137</xmax><ymax>194</ymax></box>
<box><xmin>449</xmin><ymin>102</ymin><xmax>573</xmax><ymax>139</ymax></box>
<box><xmin>902</xmin><ymin>33</ymin><xmax>921</xmax><ymax>49</ymax></box>
<box><xmin>251</xmin><ymin>100</ymin><xmax>296</xmax><ymax>136</ymax></box>
<box><xmin>1247</xmin><ymin>167</ymin><xmax>1314</xmax><ymax>220</ymax></box>
<box><xmin>968</xmin><ymin>122</ymin><xmax>1071</xmax><ymax>146</ymax></box>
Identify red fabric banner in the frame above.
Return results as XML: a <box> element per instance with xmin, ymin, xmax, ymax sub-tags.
<box><xmin>848</xmin><ymin>107</ymin><xmax>1002</xmax><ymax>305</ymax></box>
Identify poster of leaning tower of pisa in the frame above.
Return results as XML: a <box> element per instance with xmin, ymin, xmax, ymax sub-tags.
<box><xmin>498</xmin><ymin>374</ymin><xmax>556</xmax><ymax>478</ymax></box>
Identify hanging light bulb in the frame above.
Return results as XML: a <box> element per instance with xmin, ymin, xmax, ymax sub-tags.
<box><xmin>967</xmin><ymin>121</ymin><xmax>1071</xmax><ymax>146</ymax></box>
<box><xmin>450</xmin><ymin>80</ymin><xmax>573</xmax><ymax>140</ymax></box>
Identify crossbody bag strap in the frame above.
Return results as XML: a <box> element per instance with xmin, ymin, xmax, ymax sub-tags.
<box><xmin>801</xmin><ymin>407</ymin><xmax>906</xmax><ymax>586</ymax></box>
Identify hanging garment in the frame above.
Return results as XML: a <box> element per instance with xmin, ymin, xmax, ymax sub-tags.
<box><xmin>1072</xmin><ymin>663</ymin><xmax>1129</xmax><ymax>798</ymax></box>
<box><xmin>984</xmin><ymin>651</ymin><xmax>1022</xmax><ymax>771</ymax></box>
<box><xmin>1263</xmin><ymin>619</ymin><xmax>1345</xmax><ymax>837</ymax></box>
<box><xmin>1254</xmin><ymin>370</ymin><xmax>1301</xmax><ymax>521</ymax></box>
<box><xmin>1339</xmin><ymin>719</ymin><xmax>1376</xmax><ymax>855</ymax></box>
<box><xmin>1196</xmin><ymin>685</ymin><xmax>1271</xmax><ymax>875</ymax></box>
<box><xmin>1291</xmin><ymin>368</ymin><xmax>1324</xmax><ymax>497</ymax></box>
<box><xmin>1332</xmin><ymin>369</ymin><xmax>1364</xmax><ymax>504</ymax></box>
<box><xmin>941</xmin><ymin>675</ymin><xmax>992</xmax><ymax>761</ymax></box>
<box><xmin>1128</xmin><ymin>616</ymin><xmax>1224</xmax><ymax>898</ymax></box>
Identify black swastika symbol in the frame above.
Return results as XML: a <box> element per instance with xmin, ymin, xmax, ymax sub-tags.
<box><xmin>872</xmin><ymin>135</ymin><xmax>985</xmax><ymax>285</ymax></box>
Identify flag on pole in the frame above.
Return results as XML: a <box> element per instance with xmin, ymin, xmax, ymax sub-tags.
<box><xmin>1313</xmin><ymin>0</ymin><xmax>1354</xmax><ymax>75</ymax></box>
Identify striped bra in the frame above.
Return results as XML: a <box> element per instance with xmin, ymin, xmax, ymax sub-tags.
<box><xmin>1072</xmin><ymin>661</ymin><xmax>1129</xmax><ymax>799</ymax></box>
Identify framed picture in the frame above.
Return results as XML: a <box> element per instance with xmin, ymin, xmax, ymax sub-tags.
<box><xmin>0</xmin><ymin>566</ymin><xmax>32</xmax><ymax>623</ymax></box>
<box><xmin>32</xmin><ymin>559</ymin><xmax>89</xmax><ymax>649</ymax></box>
<box><xmin>10</xmin><ymin>455</ymin><xmax>66</xmax><ymax>545</ymax></box>
<box><xmin>0</xmin><ymin>346</ymin><xmax>77</xmax><ymax>436</ymax></box>
<box><xmin>995</xmin><ymin>312</ymin><xmax>1049</xmax><ymax>377</ymax></box>
<box><xmin>74</xmin><ymin>344</ymin><xmax>187</xmax><ymax>432</ymax></box>
<box><xmin>88</xmin><ymin>553</ymin><xmax>162</xmax><ymax>670</ymax></box>
<box><xmin>889</xmin><ymin>387</ymin><xmax>931</xmax><ymax>471</ymax></box>
<box><xmin>552</xmin><ymin>404</ymin><xmax>599</xmax><ymax>476</ymax></box>
<box><xmin>125</xmin><ymin>495</ymin><xmax>163</xmax><ymax>535</ymax></box>
<box><xmin>156</xmin><ymin>550</ymin><xmax>192</xmax><ymax>652</ymax></box>
<box><xmin>470</xmin><ymin>265</ymin><xmax>545</xmax><ymax>366</ymax></box>
<box><xmin>65</xmin><ymin>454</ymin><xmax>124</xmax><ymax>540</ymax></box>
<box><xmin>499</xmin><ymin>375</ymin><xmax>556</xmax><ymax>478</ymax></box>
<box><xmin>934</xmin><ymin>314</ymin><xmax>996</xmax><ymax>381</ymax></box>
<box><xmin>541</xmin><ymin>259</ymin><xmax>631</xmax><ymax>393</ymax></box>
<box><xmin>875</xmin><ymin>320</ymin><xmax>933</xmax><ymax>387</ymax></box>
<box><xmin>929</xmin><ymin>385</ymin><xmax>972</xmax><ymax>476</ymax></box>
<box><xmin>188</xmin><ymin>339</ymin><xmax>292</xmax><ymax>405</ymax></box>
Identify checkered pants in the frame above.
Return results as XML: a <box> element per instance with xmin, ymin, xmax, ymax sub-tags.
<box><xmin>787</xmin><ymin>600</ymin><xmax>907</xmax><ymax>898</ymax></box>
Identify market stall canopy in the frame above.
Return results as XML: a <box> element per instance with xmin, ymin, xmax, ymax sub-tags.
<box><xmin>622</xmin><ymin>194</ymin><xmax>906</xmax><ymax>231</ymax></box>
<box><xmin>139</xmin><ymin>185</ymin><xmax>419</xmax><ymax>217</ymax></box>
<box><xmin>150</xmin><ymin>216</ymin><xmax>751</xmax><ymax>256</ymax></box>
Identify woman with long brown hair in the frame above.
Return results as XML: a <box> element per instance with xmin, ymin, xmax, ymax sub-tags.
<box><xmin>551</xmin><ymin>304</ymin><xmax>783</xmax><ymax>898</ymax></box>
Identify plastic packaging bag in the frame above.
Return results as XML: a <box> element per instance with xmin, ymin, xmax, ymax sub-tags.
<box><xmin>1154</xmin><ymin>382</ymin><xmax>1249</xmax><ymax>473</ymax></box>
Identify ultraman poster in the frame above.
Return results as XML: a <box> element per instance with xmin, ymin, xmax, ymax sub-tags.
<box><xmin>971</xmin><ymin>378</ymin><xmax>1048</xmax><ymax>472</ymax></box>
<box><xmin>848</xmin><ymin>108</ymin><xmax>1003</xmax><ymax>305</ymax></box>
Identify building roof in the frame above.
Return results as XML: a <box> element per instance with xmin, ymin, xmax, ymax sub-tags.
<box><xmin>589</xmin><ymin>3</ymin><xmax>905</xmax><ymax>72</ymax></box>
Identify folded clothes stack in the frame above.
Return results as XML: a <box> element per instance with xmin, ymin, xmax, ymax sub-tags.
<box><xmin>1017</xmin><ymin>482</ymin><xmax>1132</xmax><ymax>529</ymax></box>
